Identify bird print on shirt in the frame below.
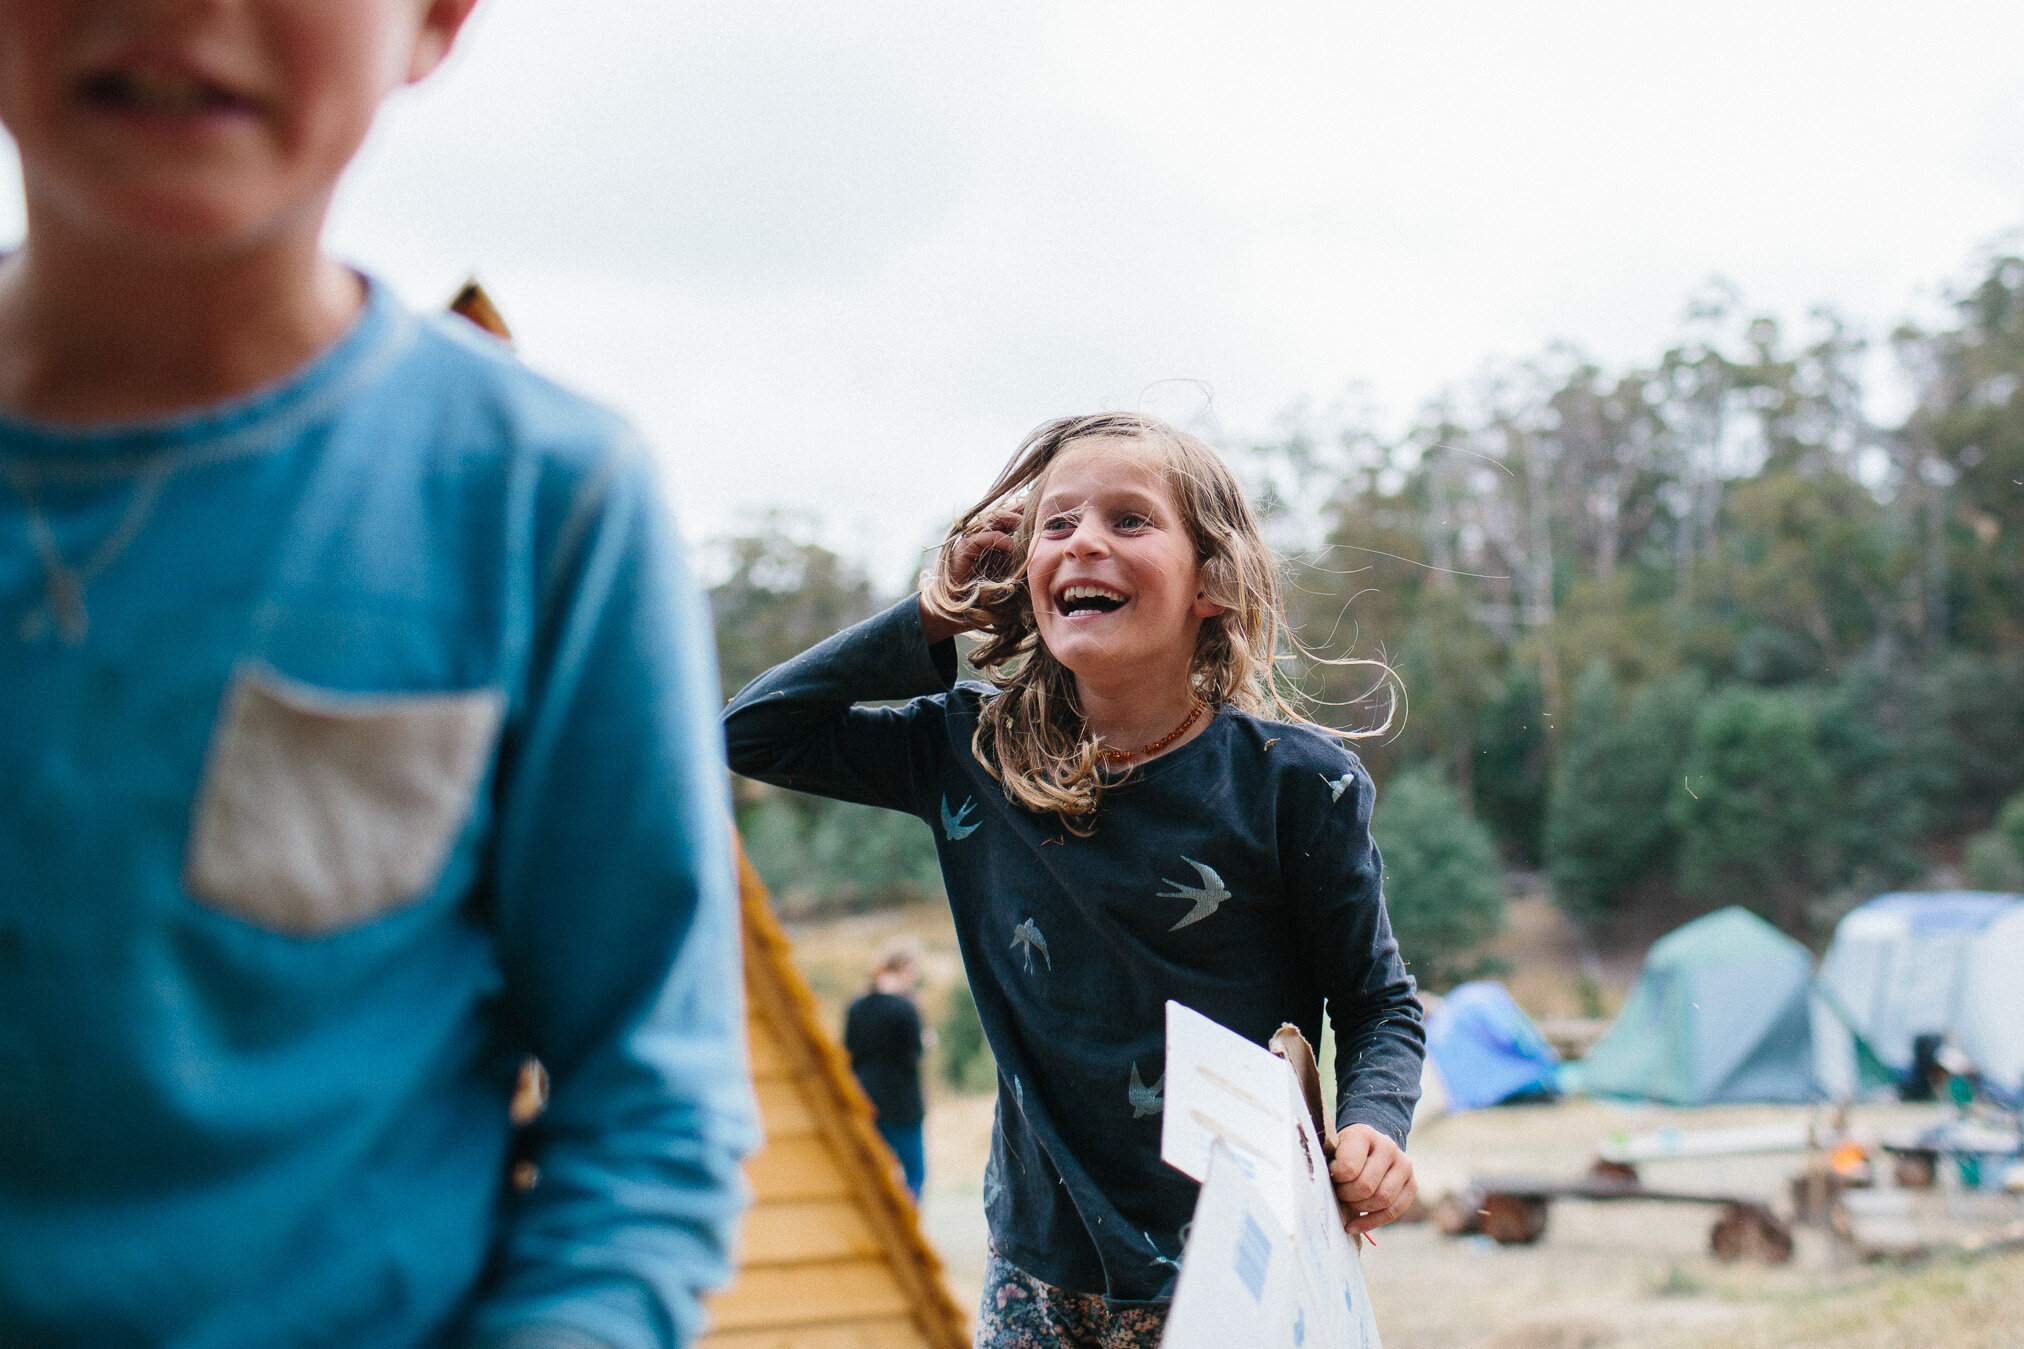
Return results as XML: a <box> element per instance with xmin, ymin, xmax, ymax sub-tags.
<box><xmin>1322</xmin><ymin>771</ymin><xmax>1354</xmax><ymax>803</ymax></box>
<box><xmin>1011</xmin><ymin>918</ymin><xmax>1051</xmax><ymax>972</ymax></box>
<box><xmin>1158</xmin><ymin>857</ymin><xmax>1231</xmax><ymax>931</ymax></box>
<box><xmin>1128</xmin><ymin>1063</ymin><xmax>1164</xmax><ymax>1117</ymax></box>
<box><xmin>1143</xmin><ymin>1231</ymin><xmax>1180</xmax><ymax>1273</ymax></box>
<box><xmin>941</xmin><ymin>794</ymin><xmax>980</xmax><ymax>840</ymax></box>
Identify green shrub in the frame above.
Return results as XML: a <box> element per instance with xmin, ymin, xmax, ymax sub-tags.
<box><xmin>1373</xmin><ymin>766</ymin><xmax>1505</xmax><ymax>991</ymax></box>
<box><xmin>1473</xmin><ymin>669</ymin><xmax>1549</xmax><ymax>866</ymax></box>
<box><xmin>1997</xmin><ymin>790</ymin><xmax>2024</xmax><ymax>858</ymax></box>
<box><xmin>737</xmin><ymin>791</ymin><xmax>943</xmax><ymax>919</ymax></box>
<box><xmin>1669</xmin><ymin>687</ymin><xmax>1836</xmax><ymax>933</ymax></box>
<box><xmin>1815</xmin><ymin>660</ymin><xmax>1936</xmax><ymax>892</ymax></box>
<box><xmin>938</xmin><ymin>981</ymin><xmax>996</xmax><ymax>1094</ymax></box>
<box><xmin>1963</xmin><ymin>832</ymin><xmax>2024</xmax><ymax>891</ymax></box>
<box><xmin>1926</xmin><ymin>651</ymin><xmax>2024</xmax><ymax>832</ymax></box>
<box><xmin>1963</xmin><ymin>789</ymin><xmax>2024</xmax><ymax>892</ymax></box>
<box><xmin>1544</xmin><ymin>664</ymin><xmax>1701</xmax><ymax>926</ymax></box>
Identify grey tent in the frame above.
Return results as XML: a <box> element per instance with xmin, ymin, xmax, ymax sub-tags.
<box><xmin>1813</xmin><ymin>891</ymin><xmax>2024</xmax><ymax>1103</ymax></box>
<box><xmin>1577</xmin><ymin>906</ymin><xmax>1816</xmax><ymax>1105</ymax></box>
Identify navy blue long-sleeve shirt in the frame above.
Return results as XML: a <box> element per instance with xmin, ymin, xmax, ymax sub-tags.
<box><xmin>723</xmin><ymin>598</ymin><xmax>1422</xmax><ymax>1302</ymax></box>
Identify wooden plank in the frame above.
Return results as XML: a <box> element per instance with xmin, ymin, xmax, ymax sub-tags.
<box><xmin>733</xmin><ymin>840</ymin><xmax>972</xmax><ymax>1349</ymax></box>
<box><xmin>749</xmin><ymin>1019</ymin><xmax>794</xmax><ymax>1081</ymax></box>
<box><xmin>697</xmin><ymin>1317</ymin><xmax>932</xmax><ymax>1349</ymax></box>
<box><xmin>740</xmin><ymin>1200</ymin><xmax>884</xmax><ymax>1266</ymax></box>
<box><xmin>1475</xmin><ymin>1175</ymin><xmax>1749</xmax><ymax>1204</ymax></box>
<box><xmin>756</xmin><ymin>1078</ymin><xmax>818</xmax><ymax>1137</ymax></box>
<box><xmin>746</xmin><ymin>1135</ymin><xmax>854</xmax><ymax>1202</ymax></box>
<box><xmin>1598</xmin><ymin>1121</ymin><xmax>1815</xmax><ymax>1165</ymax></box>
<box><xmin>705</xmin><ymin>1258</ymin><xmax>911</xmax><ymax>1330</ymax></box>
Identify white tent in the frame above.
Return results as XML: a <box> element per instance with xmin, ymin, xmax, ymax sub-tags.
<box><xmin>1961</xmin><ymin>903</ymin><xmax>2024</xmax><ymax>1099</ymax></box>
<box><xmin>1813</xmin><ymin>891</ymin><xmax>2024</xmax><ymax>1102</ymax></box>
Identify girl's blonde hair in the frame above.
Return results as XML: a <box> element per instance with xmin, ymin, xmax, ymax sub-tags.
<box><xmin>923</xmin><ymin>412</ymin><xmax>1393</xmax><ymax>827</ymax></box>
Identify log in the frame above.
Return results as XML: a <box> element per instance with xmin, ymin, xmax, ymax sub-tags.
<box><xmin>1709</xmin><ymin>1204</ymin><xmax>1793</xmax><ymax>1264</ymax></box>
<box><xmin>1431</xmin><ymin>1189</ymin><xmax>1481</xmax><ymax>1237</ymax></box>
<box><xmin>1891</xmin><ymin>1150</ymin><xmax>1937</xmax><ymax>1189</ymax></box>
<box><xmin>1479</xmin><ymin>1193</ymin><xmax>1551</xmax><ymax>1245</ymax></box>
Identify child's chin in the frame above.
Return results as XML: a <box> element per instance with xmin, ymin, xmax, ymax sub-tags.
<box><xmin>83</xmin><ymin>177</ymin><xmax>285</xmax><ymax>252</ymax></box>
<box><xmin>1041</xmin><ymin>632</ymin><xmax>1133</xmax><ymax>678</ymax></box>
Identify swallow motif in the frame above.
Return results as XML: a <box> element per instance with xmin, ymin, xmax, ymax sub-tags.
<box><xmin>1011</xmin><ymin>918</ymin><xmax>1051</xmax><ymax>972</ymax></box>
<box><xmin>1323</xmin><ymin>772</ymin><xmax>1354</xmax><ymax>803</ymax></box>
<box><xmin>1158</xmin><ymin>857</ymin><xmax>1231</xmax><ymax>930</ymax></box>
<box><xmin>941</xmin><ymin>794</ymin><xmax>980</xmax><ymax>840</ymax></box>
<box><xmin>1144</xmin><ymin>1231</ymin><xmax>1180</xmax><ymax>1272</ymax></box>
<box><xmin>1128</xmin><ymin>1063</ymin><xmax>1164</xmax><ymax>1118</ymax></box>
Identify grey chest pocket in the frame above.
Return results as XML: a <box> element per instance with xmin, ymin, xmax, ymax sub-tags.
<box><xmin>185</xmin><ymin>667</ymin><xmax>505</xmax><ymax>936</ymax></box>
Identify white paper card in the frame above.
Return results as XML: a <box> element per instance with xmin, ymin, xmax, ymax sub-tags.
<box><xmin>1162</xmin><ymin>1143</ymin><xmax>1382</xmax><ymax>1349</ymax></box>
<box><xmin>1160</xmin><ymin>1000</ymin><xmax>1302</xmax><ymax>1230</ymax></box>
<box><xmin>1159</xmin><ymin>1001</ymin><xmax>1383</xmax><ymax>1349</ymax></box>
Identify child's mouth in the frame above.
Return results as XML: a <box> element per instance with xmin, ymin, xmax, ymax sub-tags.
<box><xmin>1057</xmin><ymin>585</ymin><xmax>1128</xmax><ymax>617</ymax></box>
<box><xmin>79</xmin><ymin>69</ymin><xmax>255</xmax><ymax>119</ymax></box>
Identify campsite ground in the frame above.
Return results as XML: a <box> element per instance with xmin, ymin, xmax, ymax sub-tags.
<box><xmin>918</xmin><ymin>1093</ymin><xmax>2024</xmax><ymax>1348</ymax></box>
<box><xmin>785</xmin><ymin>898</ymin><xmax>2024</xmax><ymax>1348</ymax></box>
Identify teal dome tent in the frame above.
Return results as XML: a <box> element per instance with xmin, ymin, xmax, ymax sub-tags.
<box><xmin>1577</xmin><ymin>906</ymin><xmax>1816</xmax><ymax>1105</ymax></box>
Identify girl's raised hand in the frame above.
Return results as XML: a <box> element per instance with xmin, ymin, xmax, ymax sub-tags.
<box><xmin>950</xmin><ymin>505</ymin><xmax>1024</xmax><ymax>587</ymax></box>
<box><xmin>922</xmin><ymin>505</ymin><xmax>1023</xmax><ymax>644</ymax></box>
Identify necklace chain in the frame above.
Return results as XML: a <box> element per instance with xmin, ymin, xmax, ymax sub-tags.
<box><xmin>1096</xmin><ymin>700</ymin><xmax>1207</xmax><ymax>765</ymax></box>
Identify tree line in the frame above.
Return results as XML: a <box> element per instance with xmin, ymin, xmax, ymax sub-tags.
<box><xmin>712</xmin><ymin>244</ymin><xmax>2024</xmax><ymax>987</ymax></box>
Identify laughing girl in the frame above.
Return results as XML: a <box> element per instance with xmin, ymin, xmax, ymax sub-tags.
<box><xmin>724</xmin><ymin>412</ymin><xmax>1424</xmax><ymax>1348</ymax></box>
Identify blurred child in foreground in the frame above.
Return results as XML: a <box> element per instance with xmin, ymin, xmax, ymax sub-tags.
<box><xmin>0</xmin><ymin>4</ymin><xmax>756</xmax><ymax>1346</ymax></box>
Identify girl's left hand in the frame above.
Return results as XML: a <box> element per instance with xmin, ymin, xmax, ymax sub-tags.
<box><xmin>1327</xmin><ymin>1123</ymin><xmax>1417</xmax><ymax>1234</ymax></box>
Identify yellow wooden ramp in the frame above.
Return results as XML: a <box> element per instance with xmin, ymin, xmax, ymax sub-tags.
<box><xmin>700</xmin><ymin>849</ymin><xmax>971</xmax><ymax>1349</ymax></box>
<box><xmin>441</xmin><ymin>285</ymin><xmax>964</xmax><ymax>1347</ymax></box>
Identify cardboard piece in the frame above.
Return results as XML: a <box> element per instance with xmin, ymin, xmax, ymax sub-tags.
<box><xmin>1160</xmin><ymin>1001</ymin><xmax>1383</xmax><ymax>1348</ymax></box>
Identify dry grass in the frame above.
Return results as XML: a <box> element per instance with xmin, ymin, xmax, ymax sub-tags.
<box><xmin>1642</xmin><ymin>1248</ymin><xmax>2024</xmax><ymax>1349</ymax></box>
<box><xmin>781</xmin><ymin>898</ymin><xmax>2024</xmax><ymax>1348</ymax></box>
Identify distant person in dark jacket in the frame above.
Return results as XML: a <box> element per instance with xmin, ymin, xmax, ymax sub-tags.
<box><xmin>846</xmin><ymin>941</ymin><xmax>931</xmax><ymax>1199</ymax></box>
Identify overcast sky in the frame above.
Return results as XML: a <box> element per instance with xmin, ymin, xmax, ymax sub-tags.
<box><xmin>9</xmin><ymin>2</ymin><xmax>2022</xmax><ymax>589</ymax></box>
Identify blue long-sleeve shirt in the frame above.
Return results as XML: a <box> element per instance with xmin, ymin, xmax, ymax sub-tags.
<box><xmin>0</xmin><ymin>278</ymin><xmax>759</xmax><ymax>1349</ymax></box>
<box><xmin>723</xmin><ymin>598</ymin><xmax>1423</xmax><ymax>1303</ymax></box>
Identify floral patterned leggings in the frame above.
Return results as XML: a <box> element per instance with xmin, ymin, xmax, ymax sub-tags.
<box><xmin>975</xmin><ymin>1248</ymin><xmax>1170</xmax><ymax>1349</ymax></box>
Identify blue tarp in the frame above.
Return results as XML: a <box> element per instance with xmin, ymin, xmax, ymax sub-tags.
<box><xmin>1425</xmin><ymin>981</ymin><xmax>1561</xmax><ymax>1110</ymax></box>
